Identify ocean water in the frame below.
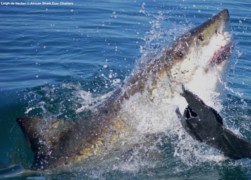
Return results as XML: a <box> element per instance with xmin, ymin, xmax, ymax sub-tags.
<box><xmin>0</xmin><ymin>0</ymin><xmax>251</xmax><ymax>179</ymax></box>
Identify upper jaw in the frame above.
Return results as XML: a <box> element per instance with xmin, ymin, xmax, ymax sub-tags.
<box><xmin>205</xmin><ymin>31</ymin><xmax>232</xmax><ymax>72</ymax></box>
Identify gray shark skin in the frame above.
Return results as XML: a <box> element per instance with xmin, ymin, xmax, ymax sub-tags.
<box><xmin>17</xmin><ymin>9</ymin><xmax>232</xmax><ymax>170</ymax></box>
<box><xmin>181</xmin><ymin>87</ymin><xmax>251</xmax><ymax>159</ymax></box>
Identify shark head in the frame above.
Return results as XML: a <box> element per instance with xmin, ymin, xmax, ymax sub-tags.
<box><xmin>166</xmin><ymin>9</ymin><xmax>232</xmax><ymax>111</ymax></box>
<box><xmin>170</xmin><ymin>9</ymin><xmax>232</xmax><ymax>72</ymax></box>
<box><xmin>168</xmin><ymin>9</ymin><xmax>232</xmax><ymax>79</ymax></box>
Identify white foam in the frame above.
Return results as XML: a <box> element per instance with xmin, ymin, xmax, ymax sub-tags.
<box><xmin>75</xmin><ymin>90</ymin><xmax>114</xmax><ymax>113</ymax></box>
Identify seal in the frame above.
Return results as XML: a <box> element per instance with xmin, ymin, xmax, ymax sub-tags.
<box><xmin>181</xmin><ymin>87</ymin><xmax>251</xmax><ymax>159</ymax></box>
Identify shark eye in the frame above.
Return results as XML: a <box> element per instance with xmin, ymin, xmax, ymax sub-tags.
<box><xmin>198</xmin><ymin>34</ymin><xmax>204</xmax><ymax>41</ymax></box>
<box><xmin>176</xmin><ymin>51</ymin><xmax>184</xmax><ymax>58</ymax></box>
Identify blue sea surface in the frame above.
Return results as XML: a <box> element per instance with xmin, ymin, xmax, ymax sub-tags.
<box><xmin>0</xmin><ymin>0</ymin><xmax>251</xmax><ymax>179</ymax></box>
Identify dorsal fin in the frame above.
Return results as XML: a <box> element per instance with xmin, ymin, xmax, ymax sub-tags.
<box><xmin>16</xmin><ymin>116</ymin><xmax>75</xmax><ymax>169</ymax></box>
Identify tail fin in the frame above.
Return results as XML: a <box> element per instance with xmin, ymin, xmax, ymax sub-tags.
<box><xmin>16</xmin><ymin>116</ymin><xmax>74</xmax><ymax>169</ymax></box>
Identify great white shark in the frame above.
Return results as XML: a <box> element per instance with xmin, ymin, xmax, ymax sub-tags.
<box><xmin>17</xmin><ymin>9</ymin><xmax>233</xmax><ymax>170</ymax></box>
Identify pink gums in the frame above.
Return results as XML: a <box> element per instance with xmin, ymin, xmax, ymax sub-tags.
<box><xmin>205</xmin><ymin>41</ymin><xmax>233</xmax><ymax>73</ymax></box>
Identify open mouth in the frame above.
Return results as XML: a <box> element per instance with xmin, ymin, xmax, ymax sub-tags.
<box><xmin>205</xmin><ymin>37</ymin><xmax>233</xmax><ymax>72</ymax></box>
